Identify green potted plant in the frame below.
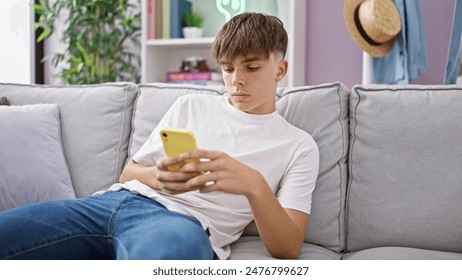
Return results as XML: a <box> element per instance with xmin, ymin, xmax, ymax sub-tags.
<box><xmin>33</xmin><ymin>0</ymin><xmax>141</xmax><ymax>84</ymax></box>
<box><xmin>183</xmin><ymin>10</ymin><xmax>204</xmax><ymax>39</ymax></box>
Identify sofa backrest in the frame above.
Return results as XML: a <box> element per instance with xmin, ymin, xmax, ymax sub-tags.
<box><xmin>276</xmin><ymin>83</ymin><xmax>349</xmax><ymax>252</ymax></box>
<box><xmin>347</xmin><ymin>84</ymin><xmax>462</xmax><ymax>254</ymax></box>
<box><xmin>128</xmin><ymin>83</ymin><xmax>226</xmax><ymax>158</ymax></box>
<box><xmin>0</xmin><ymin>82</ymin><xmax>138</xmax><ymax>197</ymax></box>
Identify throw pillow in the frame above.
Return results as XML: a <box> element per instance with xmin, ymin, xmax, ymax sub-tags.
<box><xmin>0</xmin><ymin>97</ymin><xmax>9</xmax><ymax>106</ymax></box>
<box><xmin>0</xmin><ymin>104</ymin><xmax>76</xmax><ymax>211</ymax></box>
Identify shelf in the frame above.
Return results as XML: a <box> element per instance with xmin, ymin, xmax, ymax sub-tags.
<box><xmin>141</xmin><ymin>0</ymin><xmax>307</xmax><ymax>86</ymax></box>
<box><xmin>146</xmin><ymin>37</ymin><xmax>215</xmax><ymax>47</ymax></box>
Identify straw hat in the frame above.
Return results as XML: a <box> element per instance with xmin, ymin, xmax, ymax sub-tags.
<box><xmin>344</xmin><ymin>0</ymin><xmax>402</xmax><ymax>57</ymax></box>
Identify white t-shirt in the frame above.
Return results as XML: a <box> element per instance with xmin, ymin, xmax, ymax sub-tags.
<box><xmin>107</xmin><ymin>94</ymin><xmax>319</xmax><ymax>259</ymax></box>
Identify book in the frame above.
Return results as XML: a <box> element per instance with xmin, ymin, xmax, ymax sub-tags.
<box><xmin>170</xmin><ymin>0</ymin><xmax>192</xmax><ymax>38</ymax></box>
<box><xmin>162</xmin><ymin>0</ymin><xmax>171</xmax><ymax>38</ymax></box>
<box><xmin>147</xmin><ymin>0</ymin><xmax>155</xmax><ymax>39</ymax></box>
<box><xmin>166</xmin><ymin>71</ymin><xmax>222</xmax><ymax>81</ymax></box>
<box><xmin>166</xmin><ymin>71</ymin><xmax>224</xmax><ymax>85</ymax></box>
<box><xmin>155</xmin><ymin>0</ymin><xmax>163</xmax><ymax>39</ymax></box>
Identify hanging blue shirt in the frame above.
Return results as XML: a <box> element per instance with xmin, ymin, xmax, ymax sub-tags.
<box><xmin>373</xmin><ymin>0</ymin><xmax>429</xmax><ymax>84</ymax></box>
<box><xmin>444</xmin><ymin>0</ymin><xmax>462</xmax><ymax>84</ymax></box>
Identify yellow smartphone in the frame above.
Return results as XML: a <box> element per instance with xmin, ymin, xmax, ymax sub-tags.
<box><xmin>159</xmin><ymin>128</ymin><xmax>199</xmax><ymax>171</ymax></box>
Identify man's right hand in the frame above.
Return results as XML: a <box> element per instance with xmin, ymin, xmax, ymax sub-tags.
<box><xmin>155</xmin><ymin>156</ymin><xmax>203</xmax><ymax>195</ymax></box>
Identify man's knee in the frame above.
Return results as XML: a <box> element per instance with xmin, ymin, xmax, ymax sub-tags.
<box><xmin>124</xmin><ymin>217</ymin><xmax>213</xmax><ymax>260</ymax></box>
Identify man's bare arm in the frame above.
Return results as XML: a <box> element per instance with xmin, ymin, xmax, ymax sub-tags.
<box><xmin>119</xmin><ymin>159</ymin><xmax>201</xmax><ymax>193</ymax></box>
<box><xmin>119</xmin><ymin>160</ymin><xmax>161</xmax><ymax>189</ymax></box>
<box><xmin>246</xmin><ymin>178</ymin><xmax>308</xmax><ymax>259</ymax></box>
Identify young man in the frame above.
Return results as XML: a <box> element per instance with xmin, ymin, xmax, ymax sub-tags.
<box><xmin>0</xmin><ymin>12</ymin><xmax>319</xmax><ymax>260</ymax></box>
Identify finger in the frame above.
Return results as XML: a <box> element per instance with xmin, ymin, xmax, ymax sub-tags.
<box><xmin>159</xmin><ymin>181</ymin><xmax>202</xmax><ymax>194</ymax></box>
<box><xmin>156</xmin><ymin>156</ymin><xmax>184</xmax><ymax>171</ymax></box>
<box><xmin>179</xmin><ymin>159</ymin><xmax>217</xmax><ymax>173</ymax></box>
<box><xmin>185</xmin><ymin>172</ymin><xmax>219</xmax><ymax>191</ymax></box>
<box><xmin>198</xmin><ymin>181</ymin><xmax>220</xmax><ymax>193</ymax></box>
<box><xmin>157</xmin><ymin>169</ymin><xmax>200</xmax><ymax>182</ymax></box>
<box><xmin>180</xmin><ymin>149</ymin><xmax>225</xmax><ymax>161</ymax></box>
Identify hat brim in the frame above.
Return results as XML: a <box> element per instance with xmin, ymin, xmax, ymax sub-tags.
<box><xmin>344</xmin><ymin>0</ymin><xmax>395</xmax><ymax>58</ymax></box>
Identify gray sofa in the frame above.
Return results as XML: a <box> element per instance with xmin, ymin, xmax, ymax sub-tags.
<box><xmin>1</xmin><ymin>81</ymin><xmax>461</xmax><ymax>260</ymax></box>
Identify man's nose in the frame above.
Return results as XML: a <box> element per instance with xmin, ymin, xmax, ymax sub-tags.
<box><xmin>232</xmin><ymin>72</ymin><xmax>246</xmax><ymax>86</ymax></box>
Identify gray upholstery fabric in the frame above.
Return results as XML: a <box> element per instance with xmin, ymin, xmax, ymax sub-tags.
<box><xmin>0</xmin><ymin>104</ymin><xmax>75</xmax><ymax>211</ymax></box>
<box><xmin>229</xmin><ymin>236</ymin><xmax>342</xmax><ymax>260</ymax></box>
<box><xmin>276</xmin><ymin>83</ymin><xmax>349</xmax><ymax>253</ymax></box>
<box><xmin>343</xmin><ymin>247</ymin><xmax>462</xmax><ymax>260</ymax></box>
<box><xmin>347</xmin><ymin>85</ymin><xmax>462</xmax><ymax>254</ymax></box>
<box><xmin>128</xmin><ymin>83</ymin><xmax>226</xmax><ymax>159</ymax></box>
<box><xmin>229</xmin><ymin>236</ymin><xmax>275</xmax><ymax>260</ymax></box>
<box><xmin>299</xmin><ymin>242</ymin><xmax>343</xmax><ymax>260</ymax></box>
<box><xmin>0</xmin><ymin>83</ymin><xmax>138</xmax><ymax>197</ymax></box>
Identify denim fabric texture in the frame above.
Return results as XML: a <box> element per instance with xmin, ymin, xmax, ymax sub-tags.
<box><xmin>0</xmin><ymin>190</ymin><xmax>213</xmax><ymax>260</ymax></box>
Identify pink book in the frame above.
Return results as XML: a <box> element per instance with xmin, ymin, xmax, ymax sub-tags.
<box><xmin>166</xmin><ymin>72</ymin><xmax>213</xmax><ymax>81</ymax></box>
<box><xmin>147</xmin><ymin>0</ymin><xmax>155</xmax><ymax>39</ymax></box>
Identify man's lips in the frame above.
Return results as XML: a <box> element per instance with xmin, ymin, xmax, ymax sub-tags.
<box><xmin>231</xmin><ymin>93</ymin><xmax>249</xmax><ymax>101</ymax></box>
<box><xmin>231</xmin><ymin>93</ymin><xmax>249</xmax><ymax>97</ymax></box>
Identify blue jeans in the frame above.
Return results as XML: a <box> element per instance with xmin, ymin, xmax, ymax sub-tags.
<box><xmin>0</xmin><ymin>190</ymin><xmax>213</xmax><ymax>260</ymax></box>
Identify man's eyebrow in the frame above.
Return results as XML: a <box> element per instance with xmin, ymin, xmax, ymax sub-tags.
<box><xmin>219</xmin><ymin>56</ymin><xmax>263</xmax><ymax>65</ymax></box>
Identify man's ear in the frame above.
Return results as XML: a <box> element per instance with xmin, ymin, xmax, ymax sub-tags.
<box><xmin>276</xmin><ymin>59</ymin><xmax>288</xmax><ymax>81</ymax></box>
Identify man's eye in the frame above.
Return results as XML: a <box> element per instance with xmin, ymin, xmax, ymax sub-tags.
<box><xmin>248</xmin><ymin>67</ymin><xmax>260</xmax><ymax>71</ymax></box>
<box><xmin>223</xmin><ymin>68</ymin><xmax>233</xmax><ymax>73</ymax></box>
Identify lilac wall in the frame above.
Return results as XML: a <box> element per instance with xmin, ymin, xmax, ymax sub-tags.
<box><xmin>305</xmin><ymin>0</ymin><xmax>362</xmax><ymax>88</ymax></box>
<box><xmin>305</xmin><ymin>0</ymin><xmax>456</xmax><ymax>87</ymax></box>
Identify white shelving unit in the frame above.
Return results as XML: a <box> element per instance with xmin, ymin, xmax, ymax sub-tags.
<box><xmin>141</xmin><ymin>0</ymin><xmax>306</xmax><ymax>86</ymax></box>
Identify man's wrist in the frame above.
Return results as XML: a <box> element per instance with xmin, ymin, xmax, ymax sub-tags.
<box><xmin>245</xmin><ymin>169</ymin><xmax>270</xmax><ymax>200</ymax></box>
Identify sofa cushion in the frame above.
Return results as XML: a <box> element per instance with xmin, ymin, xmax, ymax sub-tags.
<box><xmin>128</xmin><ymin>83</ymin><xmax>226</xmax><ymax>158</ymax></box>
<box><xmin>347</xmin><ymin>84</ymin><xmax>462</xmax><ymax>254</ymax></box>
<box><xmin>0</xmin><ymin>104</ymin><xmax>75</xmax><ymax>211</ymax></box>
<box><xmin>276</xmin><ymin>83</ymin><xmax>349</xmax><ymax>253</ymax></box>
<box><xmin>0</xmin><ymin>83</ymin><xmax>138</xmax><ymax>197</ymax></box>
<box><xmin>342</xmin><ymin>247</ymin><xmax>462</xmax><ymax>260</ymax></box>
<box><xmin>229</xmin><ymin>236</ymin><xmax>342</xmax><ymax>260</ymax></box>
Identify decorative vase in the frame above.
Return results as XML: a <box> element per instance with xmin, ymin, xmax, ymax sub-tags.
<box><xmin>182</xmin><ymin>27</ymin><xmax>203</xmax><ymax>39</ymax></box>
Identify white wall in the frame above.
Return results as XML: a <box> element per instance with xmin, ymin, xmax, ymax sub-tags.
<box><xmin>0</xmin><ymin>0</ymin><xmax>34</xmax><ymax>84</ymax></box>
<box><xmin>43</xmin><ymin>1</ymin><xmax>68</xmax><ymax>85</ymax></box>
